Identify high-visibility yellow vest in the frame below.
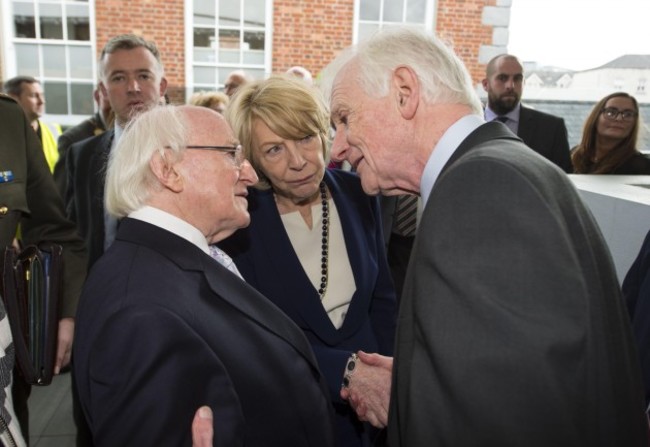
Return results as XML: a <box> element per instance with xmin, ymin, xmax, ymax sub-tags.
<box><xmin>38</xmin><ymin>120</ymin><xmax>62</xmax><ymax>173</ymax></box>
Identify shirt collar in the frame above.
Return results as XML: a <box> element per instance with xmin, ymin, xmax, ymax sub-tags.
<box><xmin>128</xmin><ymin>206</ymin><xmax>210</xmax><ymax>255</ymax></box>
<box><xmin>421</xmin><ymin>114</ymin><xmax>485</xmax><ymax>205</ymax></box>
<box><xmin>484</xmin><ymin>102</ymin><xmax>521</xmax><ymax>124</ymax></box>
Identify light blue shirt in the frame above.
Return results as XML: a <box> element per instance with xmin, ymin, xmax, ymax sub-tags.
<box><xmin>420</xmin><ymin>114</ymin><xmax>485</xmax><ymax>206</ymax></box>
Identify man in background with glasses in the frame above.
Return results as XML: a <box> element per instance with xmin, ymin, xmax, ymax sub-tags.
<box><xmin>482</xmin><ymin>54</ymin><xmax>572</xmax><ymax>172</ymax></box>
<box><xmin>73</xmin><ymin>104</ymin><xmax>335</xmax><ymax>446</ymax></box>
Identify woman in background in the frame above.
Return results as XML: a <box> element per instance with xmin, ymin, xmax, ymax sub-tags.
<box><xmin>572</xmin><ymin>92</ymin><xmax>650</xmax><ymax>174</ymax></box>
<box><xmin>222</xmin><ymin>76</ymin><xmax>397</xmax><ymax>446</ymax></box>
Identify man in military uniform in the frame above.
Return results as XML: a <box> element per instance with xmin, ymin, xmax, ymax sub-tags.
<box><xmin>0</xmin><ymin>93</ymin><xmax>87</xmax><ymax>443</ymax></box>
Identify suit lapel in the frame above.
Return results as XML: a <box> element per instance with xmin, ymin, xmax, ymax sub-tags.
<box><xmin>516</xmin><ymin>106</ymin><xmax>533</xmax><ymax>142</ymax></box>
<box><xmin>117</xmin><ymin>218</ymin><xmax>321</xmax><ymax>370</ymax></box>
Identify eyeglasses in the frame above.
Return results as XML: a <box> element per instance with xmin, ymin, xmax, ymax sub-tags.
<box><xmin>601</xmin><ymin>107</ymin><xmax>637</xmax><ymax>122</ymax></box>
<box><xmin>168</xmin><ymin>145</ymin><xmax>245</xmax><ymax>168</ymax></box>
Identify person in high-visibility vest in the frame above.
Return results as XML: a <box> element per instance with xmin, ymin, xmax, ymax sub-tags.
<box><xmin>3</xmin><ymin>76</ymin><xmax>62</xmax><ymax>173</ymax></box>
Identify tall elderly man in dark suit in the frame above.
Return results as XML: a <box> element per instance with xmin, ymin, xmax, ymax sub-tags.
<box><xmin>73</xmin><ymin>104</ymin><xmax>335</xmax><ymax>446</ymax></box>
<box><xmin>482</xmin><ymin>54</ymin><xmax>572</xmax><ymax>172</ymax></box>
<box><xmin>0</xmin><ymin>94</ymin><xmax>87</xmax><ymax>444</ymax></box>
<box><xmin>320</xmin><ymin>27</ymin><xmax>648</xmax><ymax>446</ymax></box>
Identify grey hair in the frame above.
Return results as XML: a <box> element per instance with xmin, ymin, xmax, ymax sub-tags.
<box><xmin>319</xmin><ymin>27</ymin><xmax>482</xmax><ymax>115</ymax></box>
<box><xmin>99</xmin><ymin>34</ymin><xmax>164</xmax><ymax>81</ymax></box>
<box><xmin>105</xmin><ymin>105</ymin><xmax>188</xmax><ymax>217</ymax></box>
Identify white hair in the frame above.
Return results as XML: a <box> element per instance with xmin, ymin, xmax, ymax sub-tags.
<box><xmin>105</xmin><ymin>105</ymin><xmax>188</xmax><ymax>217</ymax></box>
<box><xmin>319</xmin><ymin>27</ymin><xmax>482</xmax><ymax>114</ymax></box>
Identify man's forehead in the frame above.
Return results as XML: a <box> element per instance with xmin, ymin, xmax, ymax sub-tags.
<box><xmin>494</xmin><ymin>58</ymin><xmax>522</xmax><ymax>75</ymax></box>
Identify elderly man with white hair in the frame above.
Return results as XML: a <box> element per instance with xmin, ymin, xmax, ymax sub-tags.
<box><xmin>72</xmin><ymin>104</ymin><xmax>335</xmax><ymax>447</ymax></box>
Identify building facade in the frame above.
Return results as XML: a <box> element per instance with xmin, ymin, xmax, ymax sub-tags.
<box><xmin>0</xmin><ymin>0</ymin><xmax>509</xmax><ymax>125</ymax></box>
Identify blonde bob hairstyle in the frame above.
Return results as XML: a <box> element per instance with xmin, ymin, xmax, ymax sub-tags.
<box><xmin>225</xmin><ymin>75</ymin><xmax>330</xmax><ymax>190</ymax></box>
<box><xmin>105</xmin><ymin>105</ymin><xmax>190</xmax><ymax>217</ymax></box>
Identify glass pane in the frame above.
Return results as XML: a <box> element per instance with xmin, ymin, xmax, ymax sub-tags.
<box><xmin>219</xmin><ymin>50</ymin><xmax>239</xmax><ymax>63</ymax></box>
<box><xmin>360</xmin><ymin>0</ymin><xmax>380</xmax><ymax>21</ymax></box>
<box><xmin>219</xmin><ymin>29</ymin><xmax>240</xmax><ymax>50</ymax></box>
<box><xmin>358</xmin><ymin>23</ymin><xmax>379</xmax><ymax>42</ymax></box>
<box><xmin>246</xmin><ymin>68</ymin><xmax>265</xmax><ymax>81</ymax></box>
<box><xmin>43</xmin><ymin>45</ymin><xmax>66</xmax><ymax>77</ymax></box>
<box><xmin>243</xmin><ymin>30</ymin><xmax>264</xmax><ymax>51</ymax></box>
<box><xmin>194</xmin><ymin>47</ymin><xmax>216</xmax><ymax>63</ymax></box>
<box><xmin>43</xmin><ymin>81</ymin><xmax>68</xmax><ymax>114</ymax></box>
<box><xmin>244</xmin><ymin>0</ymin><xmax>265</xmax><ymax>26</ymax></box>
<box><xmin>383</xmin><ymin>0</ymin><xmax>404</xmax><ymax>22</ymax></box>
<box><xmin>70</xmin><ymin>83</ymin><xmax>93</xmax><ymax>114</ymax></box>
<box><xmin>67</xmin><ymin>4</ymin><xmax>90</xmax><ymax>40</ymax></box>
<box><xmin>15</xmin><ymin>43</ymin><xmax>40</xmax><ymax>76</ymax></box>
<box><xmin>193</xmin><ymin>0</ymin><xmax>216</xmax><ymax>26</ymax></box>
<box><xmin>40</xmin><ymin>3</ymin><xmax>63</xmax><ymax>39</ymax></box>
<box><xmin>243</xmin><ymin>50</ymin><xmax>264</xmax><ymax>65</ymax></box>
<box><xmin>194</xmin><ymin>66</ymin><xmax>216</xmax><ymax>84</ymax></box>
<box><xmin>14</xmin><ymin>2</ymin><xmax>36</xmax><ymax>38</ymax></box>
<box><xmin>219</xmin><ymin>0</ymin><xmax>240</xmax><ymax>26</ymax></box>
<box><xmin>194</xmin><ymin>27</ymin><xmax>215</xmax><ymax>48</ymax></box>
<box><xmin>69</xmin><ymin>46</ymin><xmax>93</xmax><ymax>78</ymax></box>
<box><xmin>406</xmin><ymin>0</ymin><xmax>426</xmax><ymax>23</ymax></box>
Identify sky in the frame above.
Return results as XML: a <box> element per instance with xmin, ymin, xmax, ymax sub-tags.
<box><xmin>508</xmin><ymin>0</ymin><xmax>650</xmax><ymax>71</ymax></box>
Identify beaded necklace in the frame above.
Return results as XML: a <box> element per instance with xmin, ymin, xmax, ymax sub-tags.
<box><xmin>317</xmin><ymin>182</ymin><xmax>329</xmax><ymax>299</ymax></box>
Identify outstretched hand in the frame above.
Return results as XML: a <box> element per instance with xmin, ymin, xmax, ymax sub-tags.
<box><xmin>340</xmin><ymin>351</ymin><xmax>393</xmax><ymax>428</ymax></box>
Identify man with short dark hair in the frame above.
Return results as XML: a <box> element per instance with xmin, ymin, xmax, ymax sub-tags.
<box><xmin>482</xmin><ymin>54</ymin><xmax>572</xmax><ymax>172</ymax></box>
<box><xmin>4</xmin><ymin>76</ymin><xmax>62</xmax><ymax>172</ymax></box>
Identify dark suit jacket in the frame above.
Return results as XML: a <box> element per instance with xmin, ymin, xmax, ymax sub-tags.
<box><xmin>0</xmin><ymin>95</ymin><xmax>87</xmax><ymax>317</ymax></box>
<box><xmin>517</xmin><ymin>105</ymin><xmax>572</xmax><ymax>172</ymax></box>
<box><xmin>73</xmin><ymin>218</ymin><xmax>335</xmax><ymax>447</ymax></box>
<box><xmin>54</xmin><ymin>112</ymin><xmax>107</xmax><ymax>198</ymax></box>
<box><xmin>624</xmin><ymin>228</ymin><xmax>650</xmax><ymax>408</ymax></box>
<box><xmin>65</xmin><ymin>130</ymin><xmax>114</xmax><ymax>269</ymax></box>
<box><xmin>387</xmin><ymin>121</ymin><xmax>648</xmax><ymax>446</ymax></box>
<box><xmin>220</xmin><ymin>169</ymin><xmax>397</xmax><ymax>447</ymax></box>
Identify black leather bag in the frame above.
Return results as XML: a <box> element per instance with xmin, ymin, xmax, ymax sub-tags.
<box><xmin>1</xmin><ymin>244</ymin><xmax>62</xmax><ymax>385</ymax></box>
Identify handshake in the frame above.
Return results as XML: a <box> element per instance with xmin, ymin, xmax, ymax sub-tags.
<box><xmin>191</xmin><ymin>351</ymin><xmax>393</xmax><ymax>446</ymax></box>
<box><xmin>340</xmin><ymin>351</ymin><xmax>394</xmax><ymax>428</ymax></box>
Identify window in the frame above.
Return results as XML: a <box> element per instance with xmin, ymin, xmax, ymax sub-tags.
<box><xmin>355</xmin><ymin>0</ymin><xmax>436</xmax><ymax>43</ymax></box>
<box><xmin>5</xmin><ymin>0</ymin><xmax>96</xmax><ymax>124</ymax></box>
<box><xmin>638</xmin><ymin>78</ymin><xmax>646</xmax><ymax>95</ymax></box>
<box><xmin>188</xmin><ymin>0</ymin><xmax>271</xmax><ymax>94</ymax></box>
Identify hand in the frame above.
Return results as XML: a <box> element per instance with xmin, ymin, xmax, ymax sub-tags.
<box><xmin>192</xmin><ymin>406</ymin><xmax>213</xmax><ymax>447</ymax></box>
<box><xmin>340</xmin><ymin>351</ymin><xmax>393</xmax><ymax>428</ymax></box>
<box><xmin>55</xmin><ymin>317</ymin><xmax>74</xmax><ymax>374</ymax></box>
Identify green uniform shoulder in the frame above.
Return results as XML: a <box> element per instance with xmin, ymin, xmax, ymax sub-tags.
<box><xmin>0</xmin><ymin>93</ymin><xmax>18</xmax><ymax>104</ymax></box>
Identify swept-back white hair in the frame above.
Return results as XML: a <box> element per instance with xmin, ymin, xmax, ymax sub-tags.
<box><xmin>319</xmin><ymin>27</ymin><xmax>482</xmax><ymax>115</ymax></box>
<box><xmin>105</xmin><ymin>105</ymin><xmax>189</xmax><ymax>217</ymax></box>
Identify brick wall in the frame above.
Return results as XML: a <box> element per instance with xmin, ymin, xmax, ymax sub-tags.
<box><xmin>95</xmin><ymin>0</ymin><xmax>186</xmax><ymax>104</ymax></box>
<box><xmin>436</xmin><ymin>0</ymin><xmax>496</xmax><ymax>84</ymax></box>
<box><xmin>272</xmin><ymin>0</ymin><xmax>354</xmax><ymax>79</ymax></box>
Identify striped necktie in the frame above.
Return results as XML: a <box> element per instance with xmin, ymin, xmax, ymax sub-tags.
<box><xmin>393</xmin><ymin>194</ymin><xmax>418</xmax><ymax>237</ymax></box>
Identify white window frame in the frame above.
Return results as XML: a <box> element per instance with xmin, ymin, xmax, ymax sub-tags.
<box><xmin>1</xmin><ymin>0</ymin><xmax>98</xmax><ymax>126</ymax></box>
<box><xmin>353</xmin><ymin>0</ymin><xmax>436</xmax><ymax>43</ymax></box>
<box><xmin>185</xmin><ymin>0</ymin><xmax>273</xmax><ymax>98</ymax></box>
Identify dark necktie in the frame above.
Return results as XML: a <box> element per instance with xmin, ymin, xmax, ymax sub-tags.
<box><xmin>393</xmin><ymin>194</ymin><xmax>418</xmax><ymax>237</ymax></box>
<box><xmin>495</xmin><ymin>116</ymin><xmax>509</xmax><ymax>123</ymax></box>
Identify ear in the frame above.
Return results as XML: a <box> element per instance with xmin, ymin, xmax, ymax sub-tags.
<box><xmin>481</xmin><ymin>78</ymin><xmax>489</xmax><ymax>92</ymax></box>
<box><xmin>99</xmin><ymin>81</ymin><xmax>108</xmax><ymax>98</ymax></box>
<box><xmin>159</xmin><ymin>77</ymin><xmax>169</xmax><ymax>99</ymax></box>
<box><xmin>149</xmin><ymin>150</ymin><xmax>184</xmax><ymax>193</ymax></box>
<box><xmin>392</xmin><ymin>66</ymin><xmax>419</xmax><ymax>120</ymax></box>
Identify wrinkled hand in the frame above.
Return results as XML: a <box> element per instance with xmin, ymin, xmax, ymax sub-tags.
<box><xmin>55</xmin><ymin>318</ymin><xmax>74</xmax><ymax>374</ymax></box>
<box><xmin>340</xmin><ymin>351</ymin><xmax>393</xmax><ymax>428</ymax></box>
<box><xmin>192</xmin><ymin>406</ymin><xmax>213</xmax><ymax>447</ymax></box>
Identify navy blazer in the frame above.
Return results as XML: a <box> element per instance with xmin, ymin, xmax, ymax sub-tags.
<box><xmin>65</xmin><ymin>130</ymin><xmax>113</xmax><ymax>268</ymax></box>
<box><xmin>73</xmin><ymin>218</ymin><xmax>335</xmax><ymax>447</ymax></box>
<box><xmin>221</xmin><ymin>169</ymin><xmax>397</xmax><ymax>446</ymax></box>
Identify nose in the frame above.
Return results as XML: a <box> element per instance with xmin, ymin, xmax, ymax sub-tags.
<box><xmin>127</xmin><ymin>77</ymin><xmax>141</xmax><ymax>93</ymax></box>
<box><xmin>239</xmin><ymin>160</ymin><xmax>258</xmax><ymax>186</ymax></box>
<box><xmin>286</xmin><ymin>143</ymin><xmax>307</xmax><ymax>169</ymax></box>
<box><xmin>36</xmin><ymin>94</ymin><xmax>44</xmax><ymax>105</ymax></box>
<box><xmin>329</xmin><ymin>130</ymin><xmax>348</xmax><ymax>163</ymax></box>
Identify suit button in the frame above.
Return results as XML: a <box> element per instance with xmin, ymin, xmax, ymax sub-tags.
<box><xmin>0</xmin><ymin>206</ymin><xmax>8</xmax><ymax>215</ymax></box>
